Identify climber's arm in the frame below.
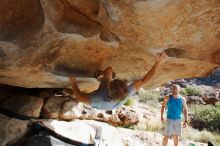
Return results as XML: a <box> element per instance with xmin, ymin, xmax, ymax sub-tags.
<box><xmin>69</xmin><ymin>76</ymin><xmax>90</xmax><ymax>104</ymax></box>
<box><xmin>98</xmin><ymin>67</ymin><xmax>113</xmax><ymax>89</ymax></box>
<box><xmin>131</xmin><ymin>52</ymin><xmax>167</xmax><ymax>90</ymax></box>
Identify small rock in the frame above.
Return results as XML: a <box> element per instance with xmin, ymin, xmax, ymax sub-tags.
<box><xmin>42</xmin><ymin>96</ymin><xmax>70</xmax><ymax>118</ymax></box>
<box><xmin>110</xmin><ymin>106</ymin><xmax>139</xmax><ymax>126</ymax></box>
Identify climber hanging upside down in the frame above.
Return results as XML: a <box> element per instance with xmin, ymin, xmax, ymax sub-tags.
<box><xmin>69</xmin><ymin>52</ymin><xmax>167</xmax><ymax>110</ymax></box>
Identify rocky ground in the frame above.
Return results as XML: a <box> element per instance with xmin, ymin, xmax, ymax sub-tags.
<box><xmin>160</xmin><ymin>78</ymin><xmax>220</xmax><ymax>105</ymax></box>
<box><xmin>118</xmin><ymin>128</ymin><xmax>207</xmax><ymax>146</ymax></box>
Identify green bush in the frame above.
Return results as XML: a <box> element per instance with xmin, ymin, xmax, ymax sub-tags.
<box><xmin>124</xmin><ymin>98</ymin><xmax>135</xmax><ymax>106</ymax></box>
<box><xmin>138</xmin><ymin>88</ymin><xmax>161</xmax><ymax>107</ymax></box>
<box><xmin>122</xmin><ymin>125</ymin><xmax>135</xmax><ymax>130</ymax></box>
<box><xmin>181</xmin><ymin>86</ymin><xmax>202</xmax><ymax>96</ymax></box>
<box><xmin>190</xmin><ymin>103</ymin><xmax>220</xmax><ymax>132</ymax></box>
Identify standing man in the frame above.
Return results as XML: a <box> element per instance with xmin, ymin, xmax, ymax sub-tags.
<box><xmin>161</xmin><ymin>84</ymin><xmax>188</xmax><ymax>146</ymax></box>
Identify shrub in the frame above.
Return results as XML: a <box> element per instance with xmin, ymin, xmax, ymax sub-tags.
<box><xmin>190</xmin><ymin>103</ymin><xmax>220</xmax><ymax>132</ymax></box>
<box><xmin>138</xmin><ymin>88</ymin><xmax>161</xmax><ymax>107</ymax></box>
<box><xmin>124</xmin><ymin>98</ymin><xmax>135</xmax><ymax>106</ymax></box>
<box><xmin>181</xmin><ymin>86</ymin><xmax>202</xmax><ymax>96</ymax></box>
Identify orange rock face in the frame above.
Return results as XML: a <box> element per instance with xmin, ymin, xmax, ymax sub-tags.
<box><xmin>0</xmin><ymin>0</ymin><xmax>219</xmax><ymax>89</ymax></box>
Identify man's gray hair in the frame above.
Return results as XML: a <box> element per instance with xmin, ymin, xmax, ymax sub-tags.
<box><xmin>173</xmin><ymin>84</ymin><xmax>181</xmax><ymax>91</ymax></box>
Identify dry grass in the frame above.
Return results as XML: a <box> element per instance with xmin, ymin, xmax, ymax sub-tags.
<box><xmin>183</xmin><ymin>127</ymin><xmax>220</xmax><ymax>145</ymax></box>
<box><xmin>138</xmin><ymin>88</ymin><xmax>161</xmax><ymax>107</ymax></box>
<box><xmin>123</xmin><ymin>120</ymin><xmax>163</xmax><ymax>133</ymax></box>
<box><xmin>144</xmin><ymin>120</ymin><xmax>163</xmax><ymax>132</ymax></box>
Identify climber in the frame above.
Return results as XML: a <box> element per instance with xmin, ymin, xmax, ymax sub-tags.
<box><xmin>69</xmin><ymin>52</ymin><xmax>167</xmax><ymax>110</ymax></box>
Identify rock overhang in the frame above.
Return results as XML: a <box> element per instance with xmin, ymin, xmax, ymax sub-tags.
<box><xmin>0</xmin><ymin>0</ymin><xmax>219</xmax><ymax>90</ymax></box>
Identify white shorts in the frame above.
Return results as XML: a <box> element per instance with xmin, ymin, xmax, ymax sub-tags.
<box><xmin>164</xmin><ymin>118</ymin><xmax>182</xmax><ymax>137</ymax></box>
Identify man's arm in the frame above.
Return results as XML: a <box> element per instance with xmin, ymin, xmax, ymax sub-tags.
<box><xmin>182</xmin><ymin>97</ymin><xmax>188</xmax><ymax>127</ymax></box>
<box><xmin>69</xmin><ymin>76</ymin><xmax>90</xmax><ymax>104</ymax></box>
<box><xmin>132</xmin><ymin>52</ymin><xmax>167</xmax><ymax>90</ymax></box>
<box><xmin>98</xmin><ymin>67</ymin><xmax>113</xmax><ymax>89</ymax></box>
<box><xmin>161</xmin><ymin>96</ymin><xmax>169</xmax><ymax>122</ymax></box>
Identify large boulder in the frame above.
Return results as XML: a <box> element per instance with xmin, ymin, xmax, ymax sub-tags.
<box><xmin>0</xmin><ymin>114</ymin><xmax>29</xmax><ymax>146</ymax></box>
<box><xmin>0</xmin><ymin>95</ymin><xmax>44</xmax><ymax>118</ymax></box>
<box><xmin>41</xmin><ymin>119</ymin><xmax>125</xmax><ymax>146</ymax></box>
<box><xmin>60</xmin><ymin>100</ymin><xmax>99</xmax><ymax>120</ymax></box>
<box><xmin>0</xmin><ymin>0</ymin><xmax>219</xmax><ymax>90</ymax></box>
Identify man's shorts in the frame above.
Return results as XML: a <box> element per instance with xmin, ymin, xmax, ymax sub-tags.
<box><xmin>164</xmin><ymin>118</ymin><xmax>182</xmax><ymax>137</ymax></box>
